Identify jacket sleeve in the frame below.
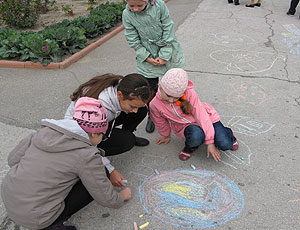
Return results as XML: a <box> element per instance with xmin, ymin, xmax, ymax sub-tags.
<box><xmin>122</xmin><ymin>10</ymin><xmax>150</xmax><ymax>63</ymax></box>
<box><xmin>150</xmin><ymin>99</ymin><xmax>171</xmax><ymax>137</ymax></box>
<box><xmin>157</xmin><ymin>1</ymin><xmax>176</xmax><ymax>61</ymax></box>
<box><xmin>8</xmin><ymin>133</ymin><xmax>34</xmax><ymax>167</ymax></box>
<box><xmin>188</xmin><ymin>90</ymin><xmax>216</xmax><ymax>144</ymax></box>
<box><xmin>101</xmin><ymin>156</ymin><xmax>115</xmax><ymax>174</ymax></box>
<box><xmin>79</xmin><ymin>152</ymin><xmax>124</xmax><ymax>209</ymax></box>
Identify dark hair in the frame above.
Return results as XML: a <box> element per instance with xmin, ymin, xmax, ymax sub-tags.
<box><xmin>117</xmin><ymin>73</ymin><xmax>152</xmax><ymax>102</ymax></box>
<box><xmin>70</xmin><ymin>73</ymin><xmax>152</xmax><ymax>103</ymax></box>
<box><xmin>179</xmin><ymin>98</ymin><xmax>192</xmax><ymax>114</ymax></box>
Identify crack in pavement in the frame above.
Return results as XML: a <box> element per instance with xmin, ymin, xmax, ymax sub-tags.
<box><xmin>185</xmin><ymin>69</ymin><xmax>300</xmax><ymax>84</ymax></box>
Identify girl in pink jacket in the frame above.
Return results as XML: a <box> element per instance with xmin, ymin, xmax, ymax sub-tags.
<box><xmin>149</xmin><ymin>68</ymin><xmax>239</xmax><ymax>161</ymax></box>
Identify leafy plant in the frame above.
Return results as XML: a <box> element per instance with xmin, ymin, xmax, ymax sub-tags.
<box><xmin>43</xmin><ymin>26</ymin><xmax>87</xmax><ymax>54</ymax></box>
<box><xmin>61</xmin><ymin>4</ymin><xmax>74</xmax><ymax>16</ymax></box>
<box><xmin>0</xmin><ymin>0</ymin><xmax>40</xmax><ymax>28</ymax></box>
<box><xmin>20</xmin><ymin>33</ymin><xmax>62</xmax><ymax>65</ymax></box>
<box><xmin>0</xmin><ymin>29</ymin><xmax>23</xmax><ymax>58</ymax></box>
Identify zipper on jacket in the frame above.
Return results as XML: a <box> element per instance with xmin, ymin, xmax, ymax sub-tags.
<box><xmin>170</xmin><ymin>103</ymin><xmax>192</xmax><ymax>124</ymax></box>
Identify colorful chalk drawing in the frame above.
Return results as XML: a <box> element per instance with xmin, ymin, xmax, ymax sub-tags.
<box><xmin>209</xmin><ymin>50</ymin><xmax>284</xmax><ymax>73</ymax></box>
<box><xmin>282</xmin><ymin>24</ymin><xmax>300</xmax><ymax>55</ymax></box>
<box><xmin>225</xmin><ymin>82</ymin><xmax>270</xmax><ymax>106</ymax></box>
<box><xmin>139</xmin><ymin>169</ymin><xmax>244</xmax><ymax>228</ymax></box>
<box><xmin>209</xmin><ymin>33</ymin><xmax>256</xmax><ymax>47</ymax></box>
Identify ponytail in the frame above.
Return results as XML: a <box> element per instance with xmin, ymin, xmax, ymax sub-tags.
<box><xmin>70</xmin><ymin>74</ymin><xmax>122</xmax><ymax>101</ymax></box>
<box><xmin>175</xmin><ymin>94</ymin><xmax>192</xmax><ymax>114</ymax></box>
<box><xmin>70</xmin><ymin>73</ymin><xmax>152</xmax><ymax>103</ymax></box>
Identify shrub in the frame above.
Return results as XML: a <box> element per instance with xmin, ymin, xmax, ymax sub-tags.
<box><xmin>0</xmin><ymin>0</ymin><xmax>40</xmax><ymax>28</ymax></box>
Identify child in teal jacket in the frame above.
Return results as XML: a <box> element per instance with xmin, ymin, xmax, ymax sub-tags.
<box><xmin>122</xmin><ymin>0</ymin><xmax>185</xmax><ymax>133</ymax></box>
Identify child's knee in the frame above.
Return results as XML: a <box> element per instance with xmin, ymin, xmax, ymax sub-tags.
<box><xmin>216</xmin><ymin>139</ymin><xmax>232</xmax><ymax>151</ymax></box>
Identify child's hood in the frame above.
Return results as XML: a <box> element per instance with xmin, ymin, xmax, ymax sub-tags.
<box><xmin>33</xmin><ymin>119</ymin><xmax>93</xmax><ymax>153</ymax></box>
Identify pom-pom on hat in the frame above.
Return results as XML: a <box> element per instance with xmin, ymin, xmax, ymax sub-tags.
<box><xmin>160</xmin><ymin>68</ymin><xmax>188</xmax><ymax>98</ymax></box>
<box><xmin>73</xmin><ymin>97</ymin><xmax>108</xmax><ymax>134</ymax></box>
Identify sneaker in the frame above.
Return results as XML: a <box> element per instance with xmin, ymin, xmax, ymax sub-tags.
<box><xmin>234</xmin><ymin>0</ymin><xmax>240</xmax><ymax>5</ymax></box>
<box><xmin>228</xmin><ymin>0</ymin><xmax>233</xmax><ymax>3</ymax></box>
<box><xmin>145</xmin><ymin>117</ymin><xmax>155</xmax><ymax>133</ymax></box>
<box><xmin>287</xmin><ymin>11</ymin><xmax>295</xmax><ymax>15</ymax></box>
<box><xmin>231</xmin><ymin>139</ymin><xmax>239</xmax><ymax>151</ymax></box>
<box><xmin>135</xmin><ymin>136</ymin><xmax>150</xmax><ymax>146</ymax></box>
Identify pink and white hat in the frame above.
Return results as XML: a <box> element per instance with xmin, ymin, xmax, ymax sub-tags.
<box><xmin>73</xmin><ymin>97</ymin><xmax>108</xmax><ymax>134</ymax></box>
<box><xmin>160</xmin><ymin>68</ymin><xmax>188</xmax><ymax>98</ymax></box>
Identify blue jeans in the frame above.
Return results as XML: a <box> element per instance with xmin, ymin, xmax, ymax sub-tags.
<box><xmin>183</xmin><ymin>121</ymin><xmax>235</xmax><ymax>153</ymax></box>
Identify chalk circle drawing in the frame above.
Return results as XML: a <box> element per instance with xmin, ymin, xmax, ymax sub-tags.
<box><xmin>139</xmin><ymin>169</ymin><xmax>244</xmax><ymax>228</ymax></box>
<box><xmin>210</xmin><ymin>50</ymin><xmax>284</xmax><ymax>73</ymax></box>
<box><xmin>282</xmin><ymin>24</ymin><xmax>300</xmax><ymax>55</ymax></box>
<box><xmin>209</xmin><ymin>33</ymin><xmax>256</xmax><ymax>47</ymax></box>
<box><xmin>225</xmin><ymin>82</ymin><xmax>269</xmax><ymax>106</ymax></box>
<box><xmin>226</xmin><ymin>116</ymin><xmax>275</xmax><ymax>136</ymax></box>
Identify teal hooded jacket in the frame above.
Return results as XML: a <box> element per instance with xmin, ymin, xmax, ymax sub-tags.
<box><xmin>122</xmin><ymin>0</ymin><xmax>185</xmax><ymax>78</ymax></box>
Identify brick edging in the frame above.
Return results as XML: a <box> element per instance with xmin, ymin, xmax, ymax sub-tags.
<box><xmin>0</xmin><ymin>24</ymin><xmax>125</xmax><ymax>69</ymax></box>
<box><xmin>0</xmin><ymin>0</ymin><xmax>170</xmax><ymax>69</ymax></box>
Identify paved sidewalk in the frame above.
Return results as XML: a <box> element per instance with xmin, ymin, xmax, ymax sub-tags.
<box><xmin>0</xmin><ymin>0</ymin><xmax>300</xmax><ymax>229</ymax></box>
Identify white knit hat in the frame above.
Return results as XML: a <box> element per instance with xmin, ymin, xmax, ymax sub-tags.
<box><xmin>160</xmin><ymin>68</ymin><xmax>188</xmax><ymax>97</ymax></box>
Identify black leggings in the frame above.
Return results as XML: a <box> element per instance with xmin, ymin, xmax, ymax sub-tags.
<box><xmin>43</xmin><ymin>170</ymin><xmax>110</xmax><ymax>229</ymax></box>
<box><xmin>97</xmin><ymin>106</ymin><xmax>147</xmax><ymax>156</ymax></box>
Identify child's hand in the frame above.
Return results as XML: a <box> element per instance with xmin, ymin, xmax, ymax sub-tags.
<box><xmin>120</xmin><ymin>187</ymin><xmax>132</xmax><ymax>201</ymax></box>
<box><xmin>146</xmin><ymin>57</ymin><xmax>159</xmax><ymax>66</ymax></box>
<box><xmin>207</xmin><ymin>144</ymin><xmax>221</xmax><ymax>162</ymax></box>
<box><xmin>156</xmin><ymin>136</ymin><xmax>171</xmax><ymax>144</ymax></box>
<box><xmin>155</xmin><ymin>57</ymin><xmax>167</xmax><ymax>66</ymax></box>
<box><xmin>110</xmin><ymin>169</ymin><xmax>125</xmax><ymax>187</ymax></box>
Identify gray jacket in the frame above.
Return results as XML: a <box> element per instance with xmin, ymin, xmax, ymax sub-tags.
<box><xmin>1</xmin><ymin>119</ymin><xmax>124</xmax><ymax>229</ymax></box>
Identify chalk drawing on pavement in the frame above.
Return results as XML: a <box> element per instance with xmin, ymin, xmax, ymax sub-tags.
<box><xmin>220</xmin><ymin>139</ymin><xmax>252</xmax><ymax>169</ymax></box>
<box><xmin>139</xmin><ymin>169</ymin><xmax>244</xmax><ymax>228</ymax></box>
<box><xmin>226</xmin><ymin>116</ymin><xmax>275</xmax><ymax>136</ymax></box>
<box><xmin>224</xmin><ymin>82</ymin><xmax>270</xmax><ymax>106</ymax></box>
<box><xmin>288</xmin><ymin>184</ymin><xmax>300</xmax><ymax>203</ymax></box>
<box><xmin>282</xmin><ymin>24</ymin><xmax>300</xmax><ymax>55</ymax></box>
<box><xmin>209</xmin><ymin>50</ymin><xmax>283</xmax><ymax>73</ymax></box>
<box><xmin>209</xmin><ymin>33</ymin><xmax>256</xmax><ymax>47</ymax></box>
<box><xmin>288</xmin><ymin>183</ymin><xmax>300</xmax><ymax>220</ymax></box>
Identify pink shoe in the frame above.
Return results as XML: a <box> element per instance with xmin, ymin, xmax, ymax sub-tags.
<box><xmin>231</xmin><ymin>139</ymin><xmax>239</xmax><ymax>151</ymax></box>
<box><xmin>179</xmin><ymin>150</ymin><xmax>192</xmax><ymax>161</ymax></box>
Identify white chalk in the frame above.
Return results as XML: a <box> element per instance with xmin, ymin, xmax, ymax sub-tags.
<box><xmin>191</xmin><ymin>164</ymin><xmax>196</xmax><ymax>170</ymax></box>
<box><xmin>122</xmin><ymin>180</ymin><xmax>127</xmax><ymax>185</ymax></box>
<box><xmin>154</xmin><ymin>169</ymin><xmax>160</xmax><ymax>175</ymax></box>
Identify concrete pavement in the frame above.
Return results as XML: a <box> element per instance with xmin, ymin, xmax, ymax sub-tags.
<box><xmin>0</xmin><ymin>0</ymin><xmax>300</xmax><ymax>229</ymax></box>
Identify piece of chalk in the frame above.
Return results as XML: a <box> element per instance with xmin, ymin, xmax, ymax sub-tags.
<box><xmin>240</xmin><ymin>157</ymin><xmax>244</xmax><ymax>160</ymax></box>
<box><xmin>133</xmin><ymin>222</ymin><xmax>138</xmax><ymax>230</ymax></box>
<box><xmin>139</xmin><ymin>222</ymin><xmax>149</xmax><ymax>229</ymax></box>
<box><xmin>139</xmin><ymin>214</ymin><xmax>144</xmax><ymax>218</ymax></box>
<box><xmin>154</xmin><ymin>169</ymin><xmax>160</xmax><ymax>175</ymax></box>
<box><xmin>191</xmin><ymin>164</ymin><xmax>196</xmax><ymax>170</ymax></box>
<box><xmin>196</xmin><ymin>166</ymin><xmax>202</xmax><ymax>170</ymax></box>
<box><xmin>122</xmin><ymin>179</ymin><xmax>127</xmax><ymax>185</ymax></box>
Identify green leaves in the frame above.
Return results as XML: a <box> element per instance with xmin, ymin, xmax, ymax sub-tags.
<box><xmin>0</xmin><ymin>1</ymin><xmax>126</xmax><ymax>66</ymax></box>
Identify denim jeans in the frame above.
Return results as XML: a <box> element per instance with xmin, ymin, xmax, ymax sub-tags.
<box><xmin>183</xmin><ymin>121</ymin><xmax>235</xmax><ymax>153</ymax></box>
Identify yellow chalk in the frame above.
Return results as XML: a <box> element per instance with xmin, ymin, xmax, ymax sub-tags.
<box><xmin>139</xmin><ymin>222</ymin><xmax>149</xmax><ymax>229</ymax></box>
<box><xmin>139</xmin><ymin>214</ymin><xmax>144</xmax><ymax>218</ymax></box>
